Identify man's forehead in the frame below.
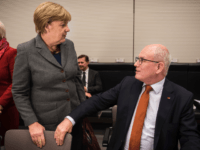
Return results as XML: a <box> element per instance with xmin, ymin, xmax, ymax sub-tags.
<box><xmin>139</xmin><ymin>44</ymin><xmax>169</xmax><ymax>58</ymax></box>
<box><xmin>139</xmin><ymin>47</ymin><xmax>155</xmax><ymax>59</ymax></box>
<box><xmin>78</xmin><ymin>58</ymin><xmax>85</xmax><ymax>61</ymax></box>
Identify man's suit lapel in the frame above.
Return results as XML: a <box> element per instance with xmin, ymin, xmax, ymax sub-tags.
<box><xmin>35</xmin><ymin>34</ymin><xmax>62</xmax><ymax>68</ymax></box>
<box><xmin>124</xmin><ymin>80</ymin><xmax>143</xmax><ymax>134</ymax></box>
<box><xmin>154</xmin><ymin>79</ymin><xmax>174</xmax><ymax>150</ymax></box>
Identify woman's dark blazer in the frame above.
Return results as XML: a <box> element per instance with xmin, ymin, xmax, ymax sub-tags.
<box><xmin>12</xmin><ymin>34</ymin><xmax>85</xmax><ymax>130</ymax></box>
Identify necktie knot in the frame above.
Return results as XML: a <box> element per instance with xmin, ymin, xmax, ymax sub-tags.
<box><xmin>145</xmin><ymin>85</ymin><xmax>152</xmax><ymax>93</ymax></box>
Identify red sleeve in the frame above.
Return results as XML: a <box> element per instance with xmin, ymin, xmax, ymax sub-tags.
<box><xmin>0</xmin><ymin>48</ymin><xmax>17</xmax><ymax>107</ymax></box>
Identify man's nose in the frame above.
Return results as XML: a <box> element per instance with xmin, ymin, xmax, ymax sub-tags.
<box><xmin>134</xmin><ymin>61</ymin><xmax>139</xmax><ymax>67</ymax></box>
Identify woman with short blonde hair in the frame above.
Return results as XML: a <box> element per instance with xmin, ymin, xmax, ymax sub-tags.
<box><xmin>12</xmin><ymin>2</ymin><xmax>85</xmax><ymax>149</ymax></box>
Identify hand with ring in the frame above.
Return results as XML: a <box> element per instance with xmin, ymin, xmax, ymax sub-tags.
<box><xmin>28</xmin><ymin>122</ymin><xmax>45</xmax><ymax>148</ymax></box>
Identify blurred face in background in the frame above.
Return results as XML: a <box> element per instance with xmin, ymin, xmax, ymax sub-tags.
<box><xmin>78</xmin><ymin>57</ymin><xmax>89</xmax><ymax>71</ymax></box>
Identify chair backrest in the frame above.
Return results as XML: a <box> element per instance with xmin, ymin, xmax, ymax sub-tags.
<box><xmin>5</xmin><ymin>129</ymin><xmax>72</xmax><ymax>150</ymax></box>
<box><xmin>112</xmin><ymin>105</ymin><xmax>117</xmax><ymax>127</ymax></box>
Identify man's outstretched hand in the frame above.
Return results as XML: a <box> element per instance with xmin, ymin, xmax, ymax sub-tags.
<box><xmin>54</xmin><ymin>118</ymin><xmax>73</xmax><ymax>146</ymax></box>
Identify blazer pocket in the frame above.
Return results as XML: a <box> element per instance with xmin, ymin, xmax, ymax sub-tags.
<box><xmin>33</xmin><ymin>102</ymin><xmax>58</xmax><ymax>125</ymax></box>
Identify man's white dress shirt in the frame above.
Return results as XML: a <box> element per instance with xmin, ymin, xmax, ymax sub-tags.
<box><xmin>124</xmin><ymin>78</ymin><xmax>165</xmax><ymax>150</ymax></box>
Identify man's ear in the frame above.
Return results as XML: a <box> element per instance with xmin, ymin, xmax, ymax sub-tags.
<box><xmin>156</xmin><ymin>62</ymin><xmax>164</xmax><ymax>74</ymax></box>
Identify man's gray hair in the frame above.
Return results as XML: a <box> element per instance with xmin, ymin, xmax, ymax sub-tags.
<box><xmin>154</xmin><ymin>46</ymin><xmax>171</xmax><ymax>75</ymax></box>
<box><xmin>0</xmin><ymin>21</ymin><xmax>6</xmax><ymax>40</ymax></box>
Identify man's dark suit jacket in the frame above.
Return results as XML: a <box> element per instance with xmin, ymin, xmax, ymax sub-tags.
<box><xmin>69</xmin><ymin>76</ymin><xmax>200</xmax><ymax>150</ymax></box>
<box><xmin>87</xmin><ymin>69</ymin><xmax>102</xmax><ymax>95</ymax></box>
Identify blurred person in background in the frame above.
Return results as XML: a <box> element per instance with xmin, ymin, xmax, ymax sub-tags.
<box><xmin>0</xmin><ymin>21</ymin><xmax>19</xmax><ymax>146</ymax></box>
<box><xmin>12</xmin><ymin>2</ymin><xmax>85</xmax><ymax>149</ymax></box>
<box><xmin>78</xmin><ymin>54</ymin><xmax>102</xmax><ymax>98</ymax></box>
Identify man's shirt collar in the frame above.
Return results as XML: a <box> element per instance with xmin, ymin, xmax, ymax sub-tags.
<box><xmin>143</xmin><ymin>78</ymin><xmax>165</xmax><ymax>94</ymax></box>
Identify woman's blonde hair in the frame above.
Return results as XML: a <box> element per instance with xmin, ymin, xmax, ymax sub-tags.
<box><xmin>0</xmin><ymin>21</ymin><xmax>6</xmax><ymax>40</ymax></box>
<box><xmin>34</xmin><ymin>2</ymin><xmax>71</xmax><ymax>34</ymax></box>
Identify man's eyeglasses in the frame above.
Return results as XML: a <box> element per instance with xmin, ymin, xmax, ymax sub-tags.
<box><xmin>135</xmin><ymin>57</ymin><xmax>159</xmax><ymax>65</ymax></box>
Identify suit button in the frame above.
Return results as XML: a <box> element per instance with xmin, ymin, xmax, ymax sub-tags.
<box><xmin>63</xmin><ymin>79</ymin><xmax>66</xmax><ymax>83</ymax></box>
<box><xmin>67</xmin><ymin>98</ymin><xmax>70</xmax><ymax>101</ymax></box>
<box><xmin>65</xmin><ymin>89</ymin><xmax>69</xmax><ymax>92</ymax></box>
<box><xmin>61</xmin><ymin>69</ymin><xmax>64</xmax><ymax>73</ymax></box>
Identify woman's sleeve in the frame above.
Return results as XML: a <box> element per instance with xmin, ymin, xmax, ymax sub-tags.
<box><xmin>0</xmin><ymin>48</ymin><xmax>17</xmax><ymax>107</ymax></box>
<box><xmin>12</xmin><ymin>44</ymin><xmax>38</xmax><ymax>126</ymax></box>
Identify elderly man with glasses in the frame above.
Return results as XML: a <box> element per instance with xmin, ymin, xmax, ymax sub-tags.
<box><xmin>54</xmin><ymin>44</ymin><xmax>200</xmax><ymax>150</ymax></box>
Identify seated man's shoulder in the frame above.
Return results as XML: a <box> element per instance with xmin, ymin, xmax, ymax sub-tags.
<box><xmin>122</xmin><ymin>76</ymin><xmax>141</xmax><ymax>84</ymax></box>
<box><xmin>89</xmin><ymin>68</ymin><xmax>97</xmax><ymax>73</ymax></box>
<box><xmin>166</xmin><ymin>79</ymin><xmax>193</xmax><ymax>98</ymax></box>
<box><xmin>89</xmin><ymin>69</ymin><xmax>100</xmax><ymax>75</ymax></box>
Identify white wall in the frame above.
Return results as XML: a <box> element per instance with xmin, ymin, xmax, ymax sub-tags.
<box><xmin>1</xmin><ymin>0</ymin><xmax>200</xmax><ymax>63</ymax></box>
<box><xmin>0</xmin><ymin>0</ymin><xmax>133</xmax><ymax>62</ymax></box>
<box><xmin>134</xmin><ymin>0</ymin><xmax>200</xmax><ymax>63</ymax></box>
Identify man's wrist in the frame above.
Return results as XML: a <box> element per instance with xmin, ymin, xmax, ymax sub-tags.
<box><xmin>66</xmin><ymin>116</ymin><xmax>75</xmax><ymax>126</ymax></box>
